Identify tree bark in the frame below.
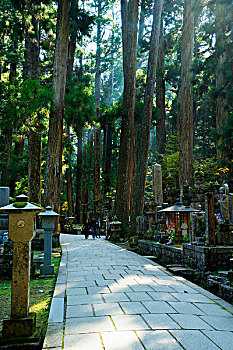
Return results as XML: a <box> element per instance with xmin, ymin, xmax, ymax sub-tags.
<box><xmin>178</xmin><ymin>0</ymin><xmax>194</xmax><ymax>187</ymax></box>
<box><xmin>115</xmin><ymin>0</ymin><xmax>139</xmax><ymax>233</ymax></box>
<box><xmin>27</xmin><ymin>12</ymin><xmax>42</xmax><ymax>204</ymax></box>
<box><xmin>76</xmin><ymin>134</ymin><xmax>82</xmax><ymax>223</ymax></box>
<box><xmin>156</xmin><ymin>19</ymin><xmax>166</xmax><ymax>156</ymax></box>
<box><xmin>28</xmin><ymin>130</ymin><xmax>41</xmax><ymax>204</ymax></box>
<box><xmin>65</xmin><ymin>0</ymin><xmax>80</xmax><ymax>217</ymax></box>
<box><xmin>136</xmin><ymin>0</ymin><xmax>146</xmax><ymax>69</ymax></box>
<box><xmin>44</xmin><ymin>0</ymin><xmax>71</xmax><ymax>215</ymax></box>
<box><xmin>94</xmin><ymin>0</ymin><xmax>101</xmax><ymax>214</ymax></box>
<box><xmin>130</xmin><ymin>0</ymin><xmax>164</xmax><ymax>233</ymax></box>
<box><xmin>215</xmin><ymin>0</ymin><xmax>227</xmax><ymax>160</ymax></box>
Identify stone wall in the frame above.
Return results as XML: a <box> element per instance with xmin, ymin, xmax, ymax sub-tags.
<box><xmin>183</xmin><ymin>243</ymin><xmax>233</xmax><ymax>272</ymax></box>
<box><xmin>138</xmin><ymin>240</ymin><xmax>183</xmax><ymax>265</ymax></box>
<box><xmin>138</xmin><ymin>240</ymin><xmax>233</xmax><ymax>273</ymax></box>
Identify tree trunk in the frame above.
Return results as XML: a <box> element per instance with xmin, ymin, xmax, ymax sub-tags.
<box><xmin>115</xmin><ymin>0</ymin><xmax>139</xmax><ymax>233</ymax></box>
<box><xmin>65</xmin><ymin>0</ymin><xmax>80</xmax><ymax>217</ymax></box>
<box><xmin>94</xmin><ymin>0</ymin><xmax>101</xmax><ymax>214</ymax></box>
<box><xmin>10</xmin><ymin>136</ymin><xmax>25</xmax><ymax>196</ymax></box>
<box><xmin>44</xmin><ymin>0</ymin><xmax>71</xmax><ymax>215</ymax></box>
<box><xmin>178</xmin><ymin>0</ymin><xmax>194</xmax><ymax>187</ymax></box>
<box><xmin>130</xmin><ymin>0</ymin><xmax>163</xmax><ymax>233</ymax></box>
<box><xmin>87</xmin><ymin>129</ymin><xmax>94</xmax><ymax>214</ymax></box>
<box><xmin>156</xmin><ymin>19</ymin><xmax>166</xmax><ymax>156</ymax></box>
<box><xmin>27</xmin><ymin>12</ymin><xmax>42</xmax><ymax>204</ymax></box>
<box><xmin>67</xmin><ymin>0</ymin><xmax>79</xmax><ymax>78</ymax></box>
<box><xmin>28</xmin><ymin>130</ymin><xmax>41</xmax><ymax>204</ymax></box>
<box><xmin>215</xmin><ymin>0</ymin><xmax>227</xmax><ymax>160</ymax></box>
<box><xmin>76</xmin><ymin>134</ymin><xmax>82</xmax><ymax>223</ymax></box>
<box><xmin>137</xmin><ymin>0</ymin><xmax>146</xmax><ymax>69</ymax></box>
<box><xmin>94</xmin><ymin>127</ymin><xmax>101</xmax><ymax>213</ymax></box>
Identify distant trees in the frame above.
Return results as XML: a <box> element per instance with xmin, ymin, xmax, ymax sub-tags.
<box><xmin>0</xmin><ymin>0</ymin><xmax>232</xmax><ymax>229</ymax></box>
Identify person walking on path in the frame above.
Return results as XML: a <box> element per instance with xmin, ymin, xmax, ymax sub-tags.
<box><xmin>82</xmin><ymin>219</ymin><xmax>90</xmax><ymax>239</ymax></box>
<box><xmin>90</xmin><ymin>217</ymin><xmax>97</xmax><ymax>239</ymax></box>
<box><xmin>96</xmin><ymin>217</ymin><xmax>101</xmax><ymax>238</ymax></box>
<box><xmin>106</xmin><ymin>217</ymin><xmax>111</xmax><ymax>239</ymax></box>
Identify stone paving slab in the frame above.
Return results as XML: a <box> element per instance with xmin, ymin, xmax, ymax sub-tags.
<box><xmin>202</xmin><ymin>330</ymin><xmax>233</xmax><ymax>350</ymax></box>
<box><xmin>43</xmin><ymin>323</ymin><xmax>63</xmax><ymax>348</ymax></box>
<box><xmin>65</xmin><ymin>316</ymin><xmax>115</xmax><ymax>334</ymax></box>
<box><xmin>64</xmin><ymin>333</ymin><xmax>102</xmax><ymax>350</ymax></box>
<box><xmin>48</xmin><ymin>298</ymin><xmax>64</xmax><ymax>323</ymax></box>
<box><xmin>137</xmin><ymin>330</ymin><xmax>183</xmax><ymax>350</ymax></box>
<box><xmin>101</xmin><ymin>331</ymin><xmax>144</xmax><ymax>350</ymax></box>
<box><xmin>42</xmin><ymin>234</ymin><xmax>233</xmax><ymax>349</ymax></box>
<box><xmin>170</xmin><ymin>330</ymin><xmax>220</xmax><ymax>349</ymax></box>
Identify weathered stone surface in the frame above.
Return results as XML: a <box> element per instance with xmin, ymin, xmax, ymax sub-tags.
<box><xmin>0</xmin><ymin>187</ymin><xmax>10</xmax><ymax>207</ymax></box>
<box><xmin>2</xmin><ymin>313</ymin><xmax>36</xmax><ymax>338</ymax></box>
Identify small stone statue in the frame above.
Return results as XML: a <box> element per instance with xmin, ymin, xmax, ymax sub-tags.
<box><xmin>219</xmin><ymin>183</ymin><xmax>230</xmax><ymax>223</ymax></box>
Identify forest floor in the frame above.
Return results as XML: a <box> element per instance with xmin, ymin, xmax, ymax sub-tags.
<box><xmin>0</xmin><ymin>249</ymin><xmax>61</xmax><ymax>342</ymax></box>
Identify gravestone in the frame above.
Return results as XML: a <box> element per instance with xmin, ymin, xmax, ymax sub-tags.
<box><xmin>229</xmin><ymin>193</ymin><xmax>233</xmax><ymax>224</ymax></box>
<box><xmin>152</xmin><ymin>164</ymin><xmax>163</xmax><ymax>205</ymax></box>
<box><xmin>0</xmin><ymin>187</ymin><xmax>9</xmax><ymax>249</ymax></box>
<box><xmin>205</xmin><ymin>192</ymin><xmax>216</xmax><ymax>246</ymax></box>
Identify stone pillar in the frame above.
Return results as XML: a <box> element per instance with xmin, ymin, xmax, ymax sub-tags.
<box><xmin>229</xmin><ymin>193</ymin><xmax>233</xmax><ymax>224</ymax></box>
<box><xmin>0</xmin><ymin>187</ymin><xmax>10</xmax><ymax>206</ymax></box>
<box><xmin>40</xmin><ymin>228</ymin><xmax>54</xmax><ymax>275</ymax></box>
<box><xmin>205</xmin><ymin>192</ymin><xmax>216</xmax><ymax>246</ymax></box>
<box><xmin>0</xmin><ymin>187</ymin><xmax>9</xmax><ymax>242</ymax></box>
<box><xmin>152</xmin><ymin>164</ymin><xmax>163</xmax><ymax>205</ymax></box>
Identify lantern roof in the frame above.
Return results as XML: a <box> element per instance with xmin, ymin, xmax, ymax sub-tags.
<box><xmin>0</xmin><ymin>194</ymin><xmax>42</xmax><ymax>213</ymax></box>
<box><xmin>157</xmin><ymin>200</ymin><xmax>200</xmax><ymax>213</ymax></box>
<box><xmin>38</xmin><ymin>206</ymin><xmax>59</xmax><ymax>217</ymax></box>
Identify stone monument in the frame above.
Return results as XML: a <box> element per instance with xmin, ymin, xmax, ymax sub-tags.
<box><xmin>0</xmin><ymin>187</ymin><xmax>9</xmax><ymax>248</ymax></box>
<box><xmin>152</xmin><ymin>163</ymin><xmax>163</xmax><ymax>205</ymax></box>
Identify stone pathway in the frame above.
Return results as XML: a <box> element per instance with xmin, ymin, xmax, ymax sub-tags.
<box><xmin>43</xmin><ymin>234</ymin><xmax>233</xmax><ymax>350</ymax></box>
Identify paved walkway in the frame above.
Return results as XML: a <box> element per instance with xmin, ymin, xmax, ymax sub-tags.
<box><xmin>43</xmin><ymin>234</ymin><xmax>233</xmax><ymax>350</ymax></box>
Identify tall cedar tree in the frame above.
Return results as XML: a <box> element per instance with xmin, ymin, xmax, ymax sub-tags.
<box><xmin>115</xmin><ymin>0</ymin><xmax>139</xmax><ymax>233</ymax></box>
<box><xmin>94</xmin><ymin>0</ymin><xmax>102</xmax><ymax>215</ymax></box>
<box><xmin>65</xmin><ymin>0</ymin><xmax>80</xmax><ymax>217</ymax></box>
<box><xmin>28</xmin><ymin>8</ymin><xmax>41</xmax><ymax>204</ymax></box>
<box><xmin>131</xmin><ymin>0</ymin><xmax>163</xmax><ymax>232</ymax></box>
<box><xmin>44</xmin><ymin>0</ymin><xmax>71</xmax><ymax>216</ymax></box>
<box><xmin>156</xmin><ymin>19</ymin><xmax>166</xmax><ymax>155</ymax></box>
<box><xmin>178</xmin><ymin>0</ymin><xmax>194</xmax><ymax>186</ymax></box>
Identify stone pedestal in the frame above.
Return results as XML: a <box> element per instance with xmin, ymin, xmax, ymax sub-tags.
<box><xmin>3</xmin><ymin>313</ymin><xmax>36</xmax><ymax>338</ymax></box>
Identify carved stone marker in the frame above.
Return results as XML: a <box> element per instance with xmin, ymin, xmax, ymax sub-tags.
<box><xmin>0</xmin><ymin>194</ymin><xmax>42</xmax><ymax>338</ymax></box>
<box><xmin>152</xmin><ymin>164</ymin><xmax>163</xmax><ymax>205</ymax></box>
<box><xmin>205</xmin><ymin>192</ymin><xmax>216</xmax><ymax>246</ymax></box>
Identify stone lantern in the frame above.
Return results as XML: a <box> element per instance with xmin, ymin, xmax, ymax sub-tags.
<box><xmin>0</xmin><ymin>194</ymin><xmax>42</xmax><ymax>338</ymax></box>
<box><xmin>110</xmin><ymin>216</ymin><xmax>122</xmax><ymax>240</ymax></box>
<box><xmin>38</xmin><ymin>206</ymin><xmax>59</xmax><ymax>275</ymax></box>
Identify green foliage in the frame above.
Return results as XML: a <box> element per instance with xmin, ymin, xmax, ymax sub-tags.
<box><xmin>64</xmin><ymin>75</ymin><xmax>95</xmax><ymax>135</ymax></box>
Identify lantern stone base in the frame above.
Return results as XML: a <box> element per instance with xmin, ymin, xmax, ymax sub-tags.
<box><xmin>40</xmin><ymin>264</ymin><xmax>54</xmax><ymax>275</ymax></box>
<box><xmin>2</xmin><ymin>312</ymin><xmax>36</xmax><ymax>338</ymax></box>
